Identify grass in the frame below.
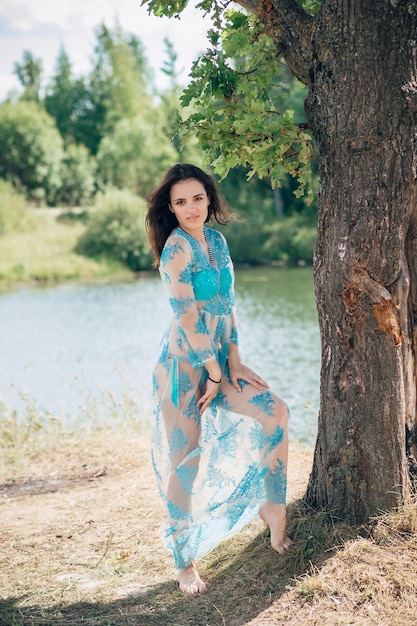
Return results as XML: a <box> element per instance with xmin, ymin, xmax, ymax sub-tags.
<box><xmin>1</xmin><ymin>402</ymin><xmax>417</xmax><ymax>626</ymax></box>
<box><xmin>0</xmin><ymin>212</ymin><xmax>132</xmax><ymax>291</ymax></box>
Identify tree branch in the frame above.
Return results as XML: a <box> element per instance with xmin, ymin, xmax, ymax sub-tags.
<box><xmin>233</xmin><ymin>0</ymin><xmax>316</xmax><ymax>86</ymax></box>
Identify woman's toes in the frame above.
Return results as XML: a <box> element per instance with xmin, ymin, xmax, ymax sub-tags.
<box><xmin>176</xmin><ymin>562</ymin><xmax>207</xmax><ymax>595</ymax></box>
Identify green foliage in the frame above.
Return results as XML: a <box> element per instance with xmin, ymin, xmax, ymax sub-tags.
<box><xmin>45</xmin><ymin>25</ymin><xmax>155</xmax><ymax>157</ymax></box>
<box><xmin>145</xmin><ymin>0</ymin><xmax>321</xmax><ymax>19</ymax></box>
<box><xmin>56</xmin><ymin>144</ymin><xmax>97</xmax><ymax>207</ymax></box>
<box><xmin>144</xmin><ymin>0</ymin><xmax>189</xmax><ymax>18</ymax></box>
<box><xmin>158</xmin><ymin>39</ymin><xmax>205</xmax><ymax>163</ymax></box>
<box><xmin>0</xmin><ymin>101</ymin><xmax>63</xmax><ymax>204</ymax></box>
<box><xmin>262</xmin><ymin>215</ymin><xmax>317</xmax><ymax>264</ymax></box>
<box><xmin>14</xmin><ymin>50</ymin><xmax>43</xmax><ymax>102</ymax></box>
<box><xmin>97</xmin><ymin>116</ymin><xmax>177</xmax><ymax>196</ymax></box>
<box><xmin>161</xmin><ymin>37</ymin><xmax>179</xmax><ymax>85</ymax></box>
<box><xmin>89</xmin><ymin>23</ymin><xmax>153</xmax><ymax>146</ymax></box>
<box><xmin>0</xmin><ymin>10</ymin><xmax>319</xmax><ymax>269</ymax></box>
<box><xmin>219</xmin><ymin>220</ymin><xmax>270</xmax><ymax>265</ymax></box>
<box><xmin>218</xmin><ymin>161</ymin><xmax>317</xmax><ymax>225</ymax></box>
<box><xmin>0</xmin><ymin>180</ymin><xmax>36</xmax><ymax>236</ymax></box>
<box><xmin>302</xmin><ymin>0</ymin><xmax>322</xmax><ymax>14</ymax></box>
<box><xmin>147</xmin><ymin>3</ymin><xmax>317</xmax><ymax>201</ymax></box>
<box><xmin>219</xmin><ymin>212</ymin><xmax>316</xmax><ymax>265</ymax></box>
<box><xmin>180</xmin><ymin>10</ymin><xmax>313</xmax><ymax>199</ymax></box>
<box><xmin>44</xmin><ymin>47</ymin><xmax>94</xmax><ymax>149</ymax></box>
<box><xmin>75</xmin><ymin>190</ymin><xmax>152</xmax><ymax>271</ymax></box>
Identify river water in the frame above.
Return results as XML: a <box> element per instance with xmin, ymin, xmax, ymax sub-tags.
<box><xmin>0</xmin><ymin>267</ymin><xmax>320</xmax><ymax>444</ymax></box>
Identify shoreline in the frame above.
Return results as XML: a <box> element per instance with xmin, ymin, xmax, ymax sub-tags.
<box><xmin>0</xmin><ymin>258</ymin><xmax>312</xmax><ymax>295</ymax></box>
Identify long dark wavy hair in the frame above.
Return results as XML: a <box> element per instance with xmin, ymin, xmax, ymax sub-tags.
<box><xmin>146</xmin><ymin>163</ymin><xmax>232</xmax><ymax>266</ymax></box>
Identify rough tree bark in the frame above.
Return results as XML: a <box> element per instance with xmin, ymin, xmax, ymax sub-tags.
<box><xmin>238</xmin><ymin>0</ymin><xmax>417</xmax><ymax>521</ymax></box>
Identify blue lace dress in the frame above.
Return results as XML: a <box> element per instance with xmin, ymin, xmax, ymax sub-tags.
<box><xmin>152</xmin><ymin>226</ymin><xmax>287</xmax><ymax>569</ymax></box>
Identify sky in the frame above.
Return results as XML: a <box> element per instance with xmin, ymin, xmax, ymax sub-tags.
<box><xmin>0</xmin><ymin>0</ymin><xmax>212</xmax><ymax>100</ymax></box>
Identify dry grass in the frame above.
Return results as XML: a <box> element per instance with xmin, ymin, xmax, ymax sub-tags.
<box><xmin>1</xmin><ymin>419</ymin><xmax>417</xmax><ymax>626</ymax></box>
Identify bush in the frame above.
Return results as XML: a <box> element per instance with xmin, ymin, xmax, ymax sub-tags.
<box><xmin>262</xmin><ymin>215</ymin><xmax>317</xmax><ymax>264</ymax></box>
<box><xmin>75</xmin><ymin>189</ymin><xmax>152</xmax><ymax>271</ymax></box>
<box><xmin>218</xmin><ymin>213</ymin><xmax>316</xmax><ymax>265</ymax></box>
<box><xmin>0</xmin><ymin>101</ymin><xmax>63</xmax><ymax>205</ymax></box>
<box><xmin>217</xmin><ymin>218</ymin><xmax>269</xmax><ymax>265</ymax></box>
<box><xmin>0</xmin><ymin>180</ymin><xmax>37</xmax><ymax>236</ymax></box>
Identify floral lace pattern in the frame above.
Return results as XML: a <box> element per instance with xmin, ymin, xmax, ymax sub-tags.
<box><xmin>152</xmin><ymin>227</ymin><xmax>288</xmax><ymax>569</ymax></box>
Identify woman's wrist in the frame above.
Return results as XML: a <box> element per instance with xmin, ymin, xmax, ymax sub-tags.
<box><xmin>228</xmin><ymin>353</ymin><xmax>242</xmax><ymax>368</ymax></box>
<box><xmin>205</xmin><ymin>364</ymin><xmax>221</xmax><ymax>383</ymax></box>
<box><xmin>228</xmin><ymin>343</ymin><xmax>241</xmax><ymax>361</ymax></box>
<box><xmin>207</xmin><ymin>374</ymin><xmax>222</xmax><ymax>384</ymax></box>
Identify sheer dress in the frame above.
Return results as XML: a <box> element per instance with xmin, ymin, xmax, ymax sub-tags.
<box><xmin>151</xmin><ymin>226</ymin><xmax>288</xmax><ymax>569</ymax></box>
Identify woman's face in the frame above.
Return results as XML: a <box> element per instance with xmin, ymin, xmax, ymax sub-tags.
<box><xmin>169</xmin><ymin>178</ymin><xmax>209</xmax><ymax>238</ymax></box>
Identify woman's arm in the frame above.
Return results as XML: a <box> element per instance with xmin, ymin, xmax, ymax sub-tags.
<box><xmin>227</xmin><ymin>309</ymin><xmax>269</xmax><ymax>393</ymax></box>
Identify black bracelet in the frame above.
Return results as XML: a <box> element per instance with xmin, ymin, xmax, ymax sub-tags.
<box><xmin>207</xmin><ymin>374</ymin><xmax>222</xmax><ymax>384</ymax></box>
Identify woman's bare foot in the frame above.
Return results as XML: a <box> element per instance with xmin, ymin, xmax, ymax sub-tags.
<box><xmin>176</xmin><ymin>561</ymin><xmax>207</xmax><ymax>595</ymax></box>
<box><xmin>259</xmin><ymin>503</ymin><xmax>293</xmax><ymax>555</ymax></box>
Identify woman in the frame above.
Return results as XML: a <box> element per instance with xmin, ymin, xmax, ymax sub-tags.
<box><xmin>146</xmin><ymin>163</ymin><xmax>292</xmax><ymax>595</ymax></box>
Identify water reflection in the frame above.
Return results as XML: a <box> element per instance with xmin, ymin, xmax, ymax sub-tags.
<box><xmin>0</xmin><ymin>267</ymin><xmax>320</xmax><ymax>443</ymax></box>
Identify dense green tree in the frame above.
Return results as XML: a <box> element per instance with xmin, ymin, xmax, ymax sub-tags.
<box><xmin>44</xmin><ymin>47</ymin><xmax>73</xmax><ymax>138</ymax></box>
<box><xmin>96</xmin><ymin>115</ymin><xmax>177</xmax><ymax>195</ymax></box>
<box><xmin>157</xmin><ymin>38</ymin><xmax>204</xmax><ymax>164</ymax></box>
<box><xmin>87</xmin><ymin>23</ymin><xmax>153</xmax><ymax>153</ymax></box>
<box><xmin>14</xmin><ymin>50</ymin><xmax>43</xmax><ymax>102</ymax></box>
<box><xmin>44</xmin><ymin>25</ymin><xmax>155</xmax><ymax>157</ymax></box>
<box><xmin>56</xmin><ymin>144</ymin><xmax>96</xmax><ymax>207</ymax></box>
<box><xmin>146</xmin><ymin>0</ymin><xmax>417</xmax><ymax>523</ymax></box>
<box><xmin>160</xmin><ymin>37</ymin><xmax>180</xmax><ymax>88</ymax></box>
<box><xmin>44</xmin><ymin>47</ymin><xmax>93</xmax><ymax>149</ymax></box>
<box><xmin>0</xmin><ymin>101</ymin><xmax>63</xmax><ymax>204</ymax></box>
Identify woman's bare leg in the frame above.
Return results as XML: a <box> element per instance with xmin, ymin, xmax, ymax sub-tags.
<box><xmin>158</xmin><ymin>363</ymin><xmax>207</xmax><ymax>594</ymax></box>
<box><xmin>260</xmin><ymin>401</ymin><xmax>292</xmax><ymax>554</ymax></box>
<box><xmin>221</xmin><ymin>380</ymin><xmax>293</xmax><ymax>554</ymax></box>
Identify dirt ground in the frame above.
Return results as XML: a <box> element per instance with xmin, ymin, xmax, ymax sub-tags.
<box><xmin>1</xmin><ymin>430</ymin><xmax>416</xmax><ymax>626</ymax></box>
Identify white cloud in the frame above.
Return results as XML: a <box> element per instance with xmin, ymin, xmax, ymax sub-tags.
<box><xmin>0</xmin><ymin>0</ymin><xmax>211</xmax><ymax>98</ymax></box>
<box><xmin>0</xmin><ymin>0</ymin><xmax>36</xmax><ymax>31</ymax></box>
<box><xmin>1</xmin><ymin>0</ymin><xmax>125</xmax><ymax>31</ymax></box>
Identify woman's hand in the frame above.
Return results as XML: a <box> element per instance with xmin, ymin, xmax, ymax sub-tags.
<box><xmin>198</xmin><ymin>378</ymin><xmax>221</xmax><ymax>414</ymax></box>
<box><xmin>229</xmin><ymin>361</ymin><xmax>269</xmax><ymax>393</ymax></box>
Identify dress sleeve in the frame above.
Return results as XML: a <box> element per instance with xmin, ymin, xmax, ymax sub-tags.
<box><xmin>216</xmin><ymin>230</ymin><xmax>239</xmax><ymax>346</ymax></box>
<box><xmin>230</xmin><ymin>309</ymin><xmax>239</xmax><ymax>345</ymax></box>
<box><xmin>160</xmin><ymin>235</ymin><xmax>217</xmax><ymax>369</ymax></box>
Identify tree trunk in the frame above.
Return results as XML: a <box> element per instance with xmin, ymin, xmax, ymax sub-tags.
<box><xmin>302</xmin><ymin>0</ymin><xmax>417</xmax><ymax>521</ymax></box>
<box><xmin>273</xmin><ymin>187</ymin><xmax>284</xmax><ymax>217</ymax></box>
<box><xmin>229</xmin><ymin>0</ymin><xmax>417</xmax><ymax>521</ymax></box>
